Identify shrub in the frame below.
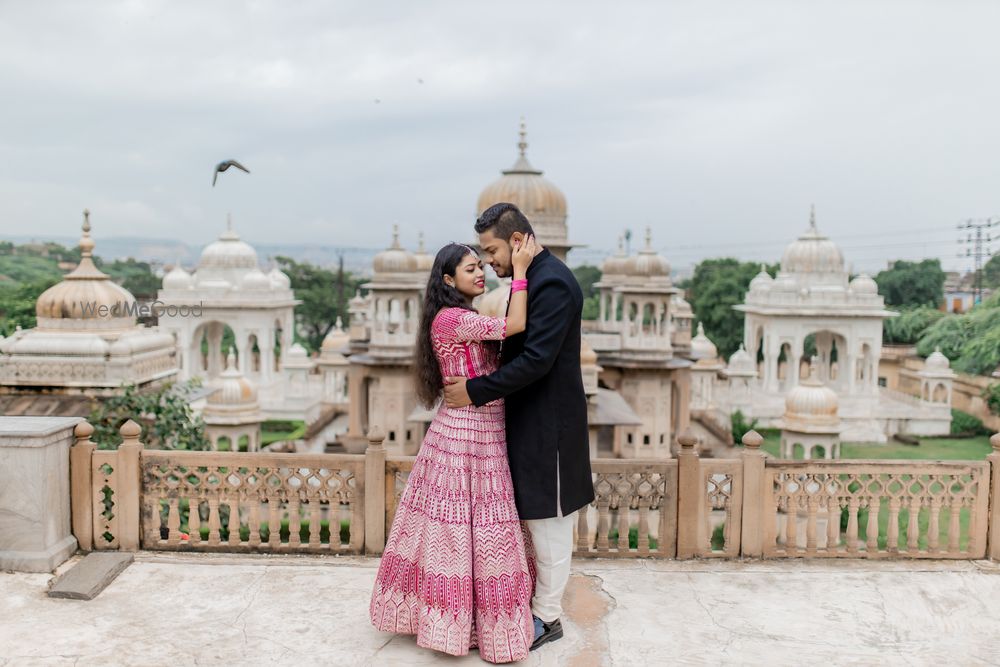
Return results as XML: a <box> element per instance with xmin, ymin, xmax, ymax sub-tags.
<box><xmin>950</xmin><ymin>409</ymin><xmax>988</xmax><ymax>436</ymax></box>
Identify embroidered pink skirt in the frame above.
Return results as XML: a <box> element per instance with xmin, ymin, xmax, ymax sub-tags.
<box><xmin>369</xmin><ymin>401</ymin><xmax>535</xmax><ymax>663</ymax></box>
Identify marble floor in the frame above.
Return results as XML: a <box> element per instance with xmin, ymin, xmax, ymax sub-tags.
<box><xmin>2</xmin><ymin>553</ymin><xmax>1000</xmax><ymax>666</ymax></box>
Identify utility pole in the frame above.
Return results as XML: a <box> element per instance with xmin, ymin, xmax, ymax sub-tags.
<box><xmin>957</xmin><ymin>218</ymin><xmax>998</xmax><ymax>305</ymax></box>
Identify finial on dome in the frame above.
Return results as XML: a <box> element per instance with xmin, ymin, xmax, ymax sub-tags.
<box><xmin>227</xmin><ymin>213</ymin><xmax>232</xmax><ymax>231</ymax></box>
<box><xmin>518</xmin><ymin>116</ymin><xmax>528</xmax><ymax>157</ymax></box>
<box><xmin>417</xmin><ymin>231</ymin><xmax>426</xmax><ymax>253</ymax></box>
<box><xmin>809</xmin><ymin>204</ymin><xmax>817</xmax><ymax>231</ymax></box>
<box><xmin>644</xmin><ymin>226</ymin><xmax>653</xmax><ymax>250</ymax></box>
<box><xmin>808</xmin><ymin>355</ymin><xmax>820</xmax><ymax>380</ymax></box>
<box><xmin>225</xmin><ymin>349</ymin><xmax>236</xmax><ymax>370</ymax></box>
<box><xmin>79</xmin><ymin>209</ymin><xmax>95</xmax><ymax>257</ymax></box>
<box><xmin>697</xmin><ymin>322</ymin><xmax>706</xmax><ymax>336</ymax></box>
<box><xmin>390</xmin><ymin>224</ymin><xmax>401</xmax><ymax>249</ymax></box>
<box><xmin>335</xmin><ymin>316</ymin><xmax>343</xmax><ymax>330</ymax></box>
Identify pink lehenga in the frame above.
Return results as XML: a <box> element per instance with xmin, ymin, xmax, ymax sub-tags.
<box><xmin>369</xmin><ymin>307</ymin><xmax>535</xmax><ymax>663</ymax></box>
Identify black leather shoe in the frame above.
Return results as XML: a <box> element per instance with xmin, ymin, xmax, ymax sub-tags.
<box><xmin>530</xmin><ymin>617</ymin><xmax>564</xmax><ymax>651</ymax></box>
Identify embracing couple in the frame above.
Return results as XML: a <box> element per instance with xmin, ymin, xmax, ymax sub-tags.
<box><xmin>369</xmin><ymin>202</ymin><xmax>595</xmax><ymax>662</ymax></box>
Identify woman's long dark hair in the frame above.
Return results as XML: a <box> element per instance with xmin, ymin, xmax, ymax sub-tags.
<box><xmin>414</xmin><ymin>243</ymin><xmax>478</xmax><ymax>407</ymax></box>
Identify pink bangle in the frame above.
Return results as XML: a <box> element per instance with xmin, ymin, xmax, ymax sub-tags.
<box><xmin>511</xmin><ymin>279</ymin><xmax>528</xmax><ymax>293</ymax></box>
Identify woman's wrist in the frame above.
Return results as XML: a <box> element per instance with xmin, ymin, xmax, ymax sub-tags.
<box><xmin>513</xmin><ymin>270</ymin><xmax>527</xmax><ymax>280</ymax></box>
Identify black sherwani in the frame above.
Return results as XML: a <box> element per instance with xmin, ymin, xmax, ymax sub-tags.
<box><xmin>467</xmin><ymin>249</ymin><xmax>595</xmax><ymax>520</ymax></box>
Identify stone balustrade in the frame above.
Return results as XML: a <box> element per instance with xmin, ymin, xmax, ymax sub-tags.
<box><xmin>46</xmin><ymin>419</ymin><xmax>1000</xmax><ymax>566</ymax></box>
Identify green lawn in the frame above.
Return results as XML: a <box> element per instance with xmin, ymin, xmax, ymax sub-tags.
<box><xmin>261</xmin><ymin>419</ymin><xmax>306</xmax><ymax>446</ymax></box>
<box><xmin>759</xmin><ymin>431</ymin><xmax>992</xmax><ymax>461</ymax></box>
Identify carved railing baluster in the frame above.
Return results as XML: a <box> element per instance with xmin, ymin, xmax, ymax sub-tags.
<box><xmin>227</xmin><ymin>496</ymin><xmax>241</xmax><ymax>547</ymax></box>
<box><xmin>907</xmin><ymin>495</ymin><xmax>920</xmax><ymax>553</ymax></box>
<box><xmin>167</xmin><ymin>498</ymin><xmax>181</xmax><ymax>546</ymax></box>
<box><xmin>188</xmin><ymin>498</ymin><xmax>201</xmax><ymax>546</ymax></box>
<box><xmin>948</xmin><ymin>499</ymin><xmax>962</xmax><ymax>553</ymax></box>
<box><xmin>826</xmin><ymin>495</ymin><xmax>839</xmax><ymax>552</ymax></box>
<box><xmin>207</xmin><ymin>497</ymin><xmax>221</xmax><ymax>546</ymax></box>
<box><xmin>309</xmin><ymin>501</ymin><xmax>322</xmax><ymax>548</ymax></box>
<box><xmin>248</xmin><ymin>498</ymin><xmax>261</xmax><ymax>547</ymax></box>
<box><xmin>866</xmin><ymin>497</ymin><xmax>880</xmax><ymax>553</ymax></box>
<box><xmin>846</xmin><ymin>497</ymin><xmax>859</xmax><ymax>554</ymax></box>
<box><xmin>267</xmin><ymin>498</ymin><xmax>281</xmax><ymax>548</ymax></box>
<box><xmin>287</xmin><ymin>497</ymin><xmax>302</xmax><ymax>548</ymax></box>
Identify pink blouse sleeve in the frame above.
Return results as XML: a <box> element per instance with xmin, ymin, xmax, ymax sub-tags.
<box><xmin>433</xmin><ymin>307</ymin><xmax>506</xmax><ymax>342</ymax></box>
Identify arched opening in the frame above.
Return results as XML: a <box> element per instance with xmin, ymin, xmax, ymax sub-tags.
<box><xmin>192</xmin><ymin>321</ymin><xmax>237</xmax><ymax>379</ymax></box>
<box><xmin>217</xmin><ymin>436</ymin><xmax>232</xmax><ymax>452</ymax></box>
<box><xmin>812</xmin><ymin>444</ymin><xmax>826</xmax><ymax>460</ymax></box>
<box><xmin>642</xmin><ymin>303</ymin><xmax>654</xmax><ymax>336</ymax></box>
<box><xmin>238</xmin><ymin>434</ymin><xmax>250</xmax><ymax>452</ymax></box>
<box><xmin>792</xmin><ymin>443</ymin><xmax>805</xmax><ymax>460</ymax></box>
<box><xmin>248</xmin><ymin>334</ymin><xmax>261</xmax><ymax>373</ymax></box>
<box><xmin>932</xmin><ymin>383</ymin><xmax>948</xmax><ymax>403</ymax></box>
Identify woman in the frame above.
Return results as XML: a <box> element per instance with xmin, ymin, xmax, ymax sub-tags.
<box><xmin>370</xmin><ymin>237</ymin><xmax>537</xmax><ymax>663</ymax></box>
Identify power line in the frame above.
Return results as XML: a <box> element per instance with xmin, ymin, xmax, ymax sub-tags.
<box><xmin>957</xmin><ymin>218</ymin><xmax>999</xmax><ymax>305</ymax></box>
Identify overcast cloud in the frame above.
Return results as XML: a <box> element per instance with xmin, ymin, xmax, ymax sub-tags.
<box><xmin>1</xmin><ymin>0</ymin><xmax>998</xmax><ymax>272</ymax></box>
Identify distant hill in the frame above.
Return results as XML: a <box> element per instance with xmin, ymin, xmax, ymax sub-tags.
<box><xmin>0</xmin><ymin>234</ymin><xmax>612</xmax><ymax>274</ymax></box>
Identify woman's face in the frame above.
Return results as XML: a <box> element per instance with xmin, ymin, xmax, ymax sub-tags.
<box><xmin>449</xmin><ymin>253</ymin><xmax>486</xmax><ymax>298</ymax></box>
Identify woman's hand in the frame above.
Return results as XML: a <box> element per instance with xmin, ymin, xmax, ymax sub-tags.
<box><xmin>511</xmin><ymin>234</ymin><xmax>536</xmax><ymax>278</ymax></box>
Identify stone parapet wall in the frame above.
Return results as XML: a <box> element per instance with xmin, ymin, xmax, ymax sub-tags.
<box><xmin>56</xmin><ymin>418</ymin><xmax>1000</xmax><ymax>564</ymax></box>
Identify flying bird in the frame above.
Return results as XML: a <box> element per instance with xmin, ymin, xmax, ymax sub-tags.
<box><xmin>212</xmin><ymin>159</ymin><xmax>250</xmax><ymax>186</ymax></box>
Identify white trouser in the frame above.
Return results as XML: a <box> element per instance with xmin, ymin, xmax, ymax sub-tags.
<box><xmin>525</xmin><ymin>512</ymin><xmax>576</xmax><ymax>623</ymax></box>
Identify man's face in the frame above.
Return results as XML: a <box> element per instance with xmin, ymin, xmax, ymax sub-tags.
<box><xmin>478</xmin><ymin>229</ymin><xmax>514</xmax><ymax>278</ymax></box>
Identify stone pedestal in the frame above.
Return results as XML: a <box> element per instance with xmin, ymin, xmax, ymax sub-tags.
<box><xmin>0</xmin><ymin>416</ymin><xmax>81</xmax><ymax>572</ymax></box>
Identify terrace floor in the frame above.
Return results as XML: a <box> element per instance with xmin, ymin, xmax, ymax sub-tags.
<box><xmin>3</xmin><ymin>553</ymin><xmax>1000</xmax><ymax>666</ymax></box>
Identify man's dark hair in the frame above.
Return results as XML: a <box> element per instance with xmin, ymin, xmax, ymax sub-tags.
<box><xmin>475</xmin><ymin>202</ymin><xmax>534</xmax><ymax>240</ymax></box>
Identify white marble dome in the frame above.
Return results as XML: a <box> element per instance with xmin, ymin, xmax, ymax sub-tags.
<box><xmin>749</xmin><ymin>266</ymin><xmax>774</xmax><ymax>292</ymax></box>
<box><xmin>849</xmin><ymin>273</ymin><xmax>878</xmax><ymax>295</ymax></box>
<box><xmin>726</xmin><ymin>344</ymin><xmax>757</xmax><ymax>376</ymax></box>
<box><xmin>199</xmin><ymin>226</ymin><xmax>259</xmax><ymax>271</ymax></box>
<box><xmin>476</xmin><ymin>120</ymin><xmax>568</xmax><ymax>256</ymax></box>
<box><xmin>690</xmin><ymin>323</ymin><xmax>718</xmax><ymax>359</ymax></box>
<box><xmin>373</xmin><ymin>226</ymin><xmax>417</xmax><ymax>275</ymax></box>
<box><xmin>321</xmin><ymin>317</ymin><xmax>350</xmax><ymax>353</ymax></box>
<box><xmin>672</xmin><ymin>294</ymin><xmax>693</xmax><ymax>317</ymax></box>
<box><xmin>925</xmin><ymin>347</ymin><xmax>951</xmax><ymax>372</ymax></box>
<box><xmin>781</xmin><ymin>208</ymin><xmax>845</xmax><ymax>275</ymax></box>
<box><xmin>241</xmin><ymin>268</ymin><xmax>272</xmax><ymax>291</ymax></box>
<box><xmin>601</xmin><ymin>236</ymin><xmax>628</xmax><ymax>278</ymax></box>
<box><xmin>624</xmin><ymin>228</ymin><xmax>670</xmax><ymax>278</ymax></box>
<box><xmin>268</xmin><ymin>267</ymin><xmax>291</xmax><ymax>290</ymax></box>
<box><xmin>208</xmin><ymin>352</ymin><xmax>259</xmax><ymax>406</ymax></box>
<box><xmin>784</xmin><ymin>363</ymin><xmax>839</xmax><ymax>427</ymax></box>
<box><xmin>163</xmin><ymin>264</ymin><xmax>193</xmax><ymax>290</ymax></box>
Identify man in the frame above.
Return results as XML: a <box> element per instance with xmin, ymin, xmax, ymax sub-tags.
<box><xmin>443</xmin><ymin>202</ymin><xmax>594</xmax><ymax>651</ymax></box>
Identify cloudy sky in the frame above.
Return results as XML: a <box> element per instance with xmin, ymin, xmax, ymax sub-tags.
<box><xmin>1</xmin><ymin>0</ymin><xmax>998</xmax><ymax>272</ymax></box>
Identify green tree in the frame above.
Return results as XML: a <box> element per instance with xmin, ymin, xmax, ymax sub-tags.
<box><xmin>0</xmin><ymin>278</ymin><xmax>59</xmax><ymax>335</ymax></box>
<box><xmin>875</xmin><ymin>259</ymin><xmax>945</xmax><ymax>308</ymax></box>
<box><xmin>88</xmin><ymin>380</ymin><xmax>209</xmax><ymax>450</ymax></box>
<box><xmin>883</xmin><ymin>306</ymin><xmax>945</xmax><ymax>345</ymax></box>
<box><xmin>275</xmin><ymin>256</ymin><xmax>364</xmax><ymax>352</ymax></box>
<box><xmin>917</xmin><ymin>294</ymin><xmax>1000</xmax><ymax>375</ymax></box>
<box><xmin>573</xmin><ymin>264</ymin><xmax>603</xmax><ymax>321</ymax></box>
<box><xmin>983</xmin><ymin>254</ymin><xmax>1000</xmax><ymax>289</ymax></box>
<box><xmin>687</xmin><ymin>259</ymin><xmax>778</xmax><ymax>358</ymax></box>
<box><xmin>103</xmin><ymin>258</ymin><xmax>161</xmax><ymax>299</ymax></box>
